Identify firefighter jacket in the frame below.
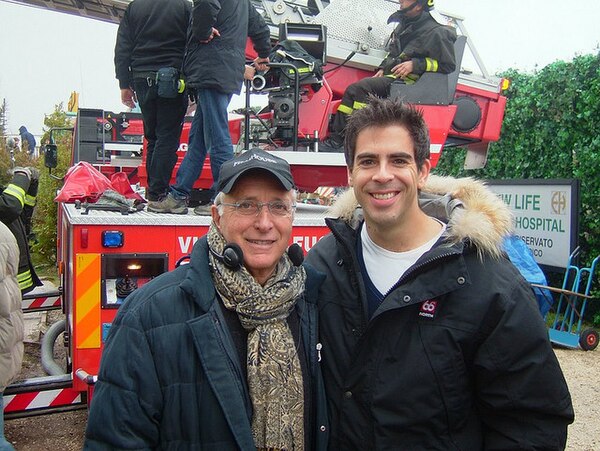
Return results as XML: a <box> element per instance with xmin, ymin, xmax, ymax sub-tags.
<box><xmin>380</xmin><ymin>10</ymin><xmax>457</xmax><ymax>76</ymax></box>
<box><xmin>0</xmin><ymin>221</ymin><xmax>23</xmax><ymax>392</ymax></box>
<box><xmin>183</xmin><ymin>0</ymin><xmax>271</xmax><ymax>94</ymax></box>
<box><xmin>0</xmin><ymin>173</ymin><xmax>42</xmax><ymax>294</ymax></box>
<box><xmin>305</xmin><ymin>175</ymin><xmax>574</xmax><ymax>450</ymax></box>
<box><xmin>84</xmin><ymin>237</ymin><xmax>329</xmax><ymax>450</ymax></box>
<box><xmin>114</xmin><ymin>0</ymin><xmax>191</xmax><ymax>89</ymax></box>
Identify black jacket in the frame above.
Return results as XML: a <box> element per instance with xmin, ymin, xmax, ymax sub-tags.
<box><xmin>114</xmin><ymin>0</ymin><xmax>191</xmax><ymax>89</ymax></box>
<box><xmin>305</xmin><ymin>177</ymin><xmax>574</xmax><ymax>450</ymax></box>
<box><xmin>183</xmin><ymin>0</ymin><xmax>271</xmax><ymax>94</ymax></box>
<box><xmin>85</xmin><ymin>237</ymin><xmax>329</xmax><ymax>450</ymax></box>
<box><xmin>0</xmin><ymin>173</ymin><xmax>42</xmax><ymax>294</ymax></box>
<box><xmin>380</xmin><ymin>10</ymin><xmax>457</xmax><ymax>76</ymax></box>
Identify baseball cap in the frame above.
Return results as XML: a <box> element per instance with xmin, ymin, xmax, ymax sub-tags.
<box><xmin>216</xmin><ymin>148</ymin><xmax>296</xmax><ymax>194</ymax></box>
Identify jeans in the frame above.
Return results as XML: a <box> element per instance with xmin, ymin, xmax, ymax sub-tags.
<box><xmin>171</xmin><ymin>88</ymin><xmax>233</xmax><ymax>201</ymax></box>
<box><xmin>134</xmin><ymin>78</ymin><xmax>187</xmax><ymax>201</ymax></box>
<box><xmin>0</xmin><ymin>392</ymin><xmax>15</xmax><ymax>451</ymax></box>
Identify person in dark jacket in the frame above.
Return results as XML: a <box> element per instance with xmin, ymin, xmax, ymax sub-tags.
<box><xmin>85</xmin><ymin>149</ymin><xmax>328</xmax><ymax>450</ymax></box>
<box><xmin>149</xmin><ymin>0</ymin><xmax>271</xmax><ymax>215</ymax></box>
<box><xmin>114</xmin><ymin>0</ymin><xmax>191</xmax><ymax>202</ymax></box>
<box><xmin>18</xmin><ymin>126</ymin><xmax>36</xmax><ymax>156</ymax></box>
<box><xmin>0</xmin><ymin>167</ymin><xmax>42</xmax><ymax>294</ymax></box>
<box><xmin>321</xmin><ymin>0</ymin><xmax>456</xmax><ymax>151</ymax></box>
<box><xmin>305</xmin><ymin>97</ymin><xmax>574</xmax><ymax>450</ymax></box>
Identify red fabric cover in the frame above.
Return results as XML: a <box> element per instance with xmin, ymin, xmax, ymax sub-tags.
<box><xmin>54</xmin><ymin>162</ymin><xmax>144</xmax><ymax>203</ymax></box>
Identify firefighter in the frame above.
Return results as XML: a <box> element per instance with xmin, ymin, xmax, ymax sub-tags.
<box><xmin>320</xmin><ymin>0</ymin><xmax>457</xmax><ymax>152</ymax></box>
<box><xmin>0</xmin><ymin>167</ymin><xmax>42</xmax><ymax>294</ymax></box>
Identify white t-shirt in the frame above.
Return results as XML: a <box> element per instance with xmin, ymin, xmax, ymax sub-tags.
<box><xmin>361</xmin><ymin>220</ymin><xmax>446</xmax><ymax>295</ymax></box>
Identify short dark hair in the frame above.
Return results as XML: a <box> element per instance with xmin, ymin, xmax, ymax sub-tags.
<box><xmin>344</xmin><ymin>96</ymin><xmax>430</xmax><ymax>170</ymax></box>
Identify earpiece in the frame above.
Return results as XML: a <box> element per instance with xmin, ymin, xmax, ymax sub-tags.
<box><xmin>210</xmin><ymin>243</ymin><xmax>244</xmax><ymax>271</ymax></box>
<box><xmin>210</xmin><ymin>242</ymin><xmax>304</xmax><ymax>271</ymax></box>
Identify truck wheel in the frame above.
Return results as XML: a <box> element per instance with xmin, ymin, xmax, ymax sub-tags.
<box><xmin>579</xmin><ymin>328</ymin><xmax>599</xmax><ymax>351</ymax></box>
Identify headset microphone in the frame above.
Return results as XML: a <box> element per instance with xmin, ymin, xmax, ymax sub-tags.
<box><xmin>210</xmin><ymin>243</ymin><xmax>244</xmax><ymax>271</ymax></box>
<box><xmin>287</xmin><ymin>243</ymin><xmax>304</xmax><ymax>267</ymax></box>
<box><xmin>210</xmin><ymin>242</ymin><xmax>303</xmax><ymax>271</ymax></box>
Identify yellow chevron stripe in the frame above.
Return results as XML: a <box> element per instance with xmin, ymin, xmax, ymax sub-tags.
<box><xmin>75</xmin><ymin>254</ymin><xmax>101</xmax><ymax>349</ymax></box>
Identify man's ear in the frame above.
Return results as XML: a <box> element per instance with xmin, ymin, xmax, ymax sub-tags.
<box><xmin>347</xmin><ymin>167</ymin><xmax>354</xmax><ymax>187</ymax></box>
<box><xmin>211</xmin><ymin>205</ymin><xmax>221</xmax><ymax>230</ymax></box>
<box><xmin>417</xmin><ymin>159</ymin><xmax>431</xmax><ymax>190</ymax></box>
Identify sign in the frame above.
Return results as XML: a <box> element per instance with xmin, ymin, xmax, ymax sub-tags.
<box><xmin>487</xmin><ymin>179</ymin><xmax>579</xmax><ymax>270</ymax></box>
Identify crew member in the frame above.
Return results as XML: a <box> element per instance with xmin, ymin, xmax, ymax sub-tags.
<box><xmin>85</xmin><ymin>149</ymin><xmax>328</xmax><ymax>450</ymax></box>
<box><xmin>114</xmin><ymin>0</ymin><xmax>191</xmax><ymax>202</ymax></box>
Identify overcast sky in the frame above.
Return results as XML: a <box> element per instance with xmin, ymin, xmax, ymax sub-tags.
<box><xmin>0</xmin><ymin>0</ymin><xmax>598</xmax><ymax>137</ymax></box>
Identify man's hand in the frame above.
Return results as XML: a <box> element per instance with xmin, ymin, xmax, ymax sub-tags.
<box><xmin>253</xmin><ymin>56</ymin><xmax>269</xmax><ymax>72</ymax></box>
<box><xmin>372</xmin><ymin>69</ymin><xmax>384</xmax><ymax>78</ymax></box>
<box><xmin>244</xmin><ymin>65</ymin><xmax>256</xmax><ymax>80</ymax></box>
<box><xmin>391</xmin><ymin>60</ymin><xmax>414</xmax><ymax>79</ymax></box>
<box><xmin>121</xmin><ymin>88</ymin><xmax>137</xmax><ymax>109</ymax></box>
<box><xmin>200</xmin><ymin>27</ymin><xmax>220</xmax><ymax>43</ymax></box>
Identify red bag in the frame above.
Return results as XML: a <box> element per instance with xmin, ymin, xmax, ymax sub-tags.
<box><xmin>55</xmin><ymin>162</ymin><xmax>145</xmax><ymax>203</ymax></box>
<box><xmin>54</xmin><ymin>162</ymin><xmax>113</xmax><ymax>203</ymax></box>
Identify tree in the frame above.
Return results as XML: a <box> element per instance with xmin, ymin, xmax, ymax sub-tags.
<box><xmin>435</xmin><ymin>54</ymin><xmax>600</xmax><ymax>324</ymax></box>
<box><xmin>31</xmin><ymin>103</ymin><xmax>74</xmax><ymax>267</ymax></box>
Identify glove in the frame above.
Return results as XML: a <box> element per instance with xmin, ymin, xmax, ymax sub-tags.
<box><xmin>27</xmin><ymin>167</ymin><xmax>40</xmax><ymax>182</ymax></box>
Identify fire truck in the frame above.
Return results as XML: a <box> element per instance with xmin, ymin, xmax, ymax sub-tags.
<box><xmin>4</xmin><ymin>0</ymin><xmax>508</xmax><ymax>418</ymax></box>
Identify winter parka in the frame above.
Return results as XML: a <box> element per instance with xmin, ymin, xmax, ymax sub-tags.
<box><xmin>0</xmin><ymin>172</ymin><xmax>42</xmax><ymax>294</ymax></box>
<box><xmin>380</xmin><ymin>10</ymin><xmax>457</xmax><ymax>76</ymax></box>
<box><xmin>84</xmin><ymin>237</ymin><xmax>329</xmax><ymax>450</ymax></box>
<box><xmin>305</xmin><ymin>175</ymin><xmax>574</xmax><ymax>450</ymax></box>
<box><xmin>0</xmin><ymin>221</ymin><xmax>23</xmax><ymax>392</ymax></box>
<box><xmin>114</xmin><ymin>0</ymin><xmax>191</xmax><ymax>89</ymax></box>
<box><xmin>183</xmin><ymin>0</ymin><xmax>271</xmax><ymax>94</ymax></box>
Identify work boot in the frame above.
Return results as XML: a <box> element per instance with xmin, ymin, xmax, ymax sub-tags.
<box><xmin>147</xmin><ymin>193</ymin><xmax>188</xmax><ymax>214</ymax></box>
<box><xmin>193</xmin><ymin>204</ymin><xmax>213</xmax><ymax>216</ymax></box>
<box><xmin>318</xmin><ymin>137</ymin><xmax>344</xmax><ymax>153</ymax></box>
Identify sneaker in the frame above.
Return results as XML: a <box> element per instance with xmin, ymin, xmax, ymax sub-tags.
<box><xmin>147</xmin><ymin>193</ymin><xmax>188</xmax><ymax>214</ymax></box>
<box><xmin>318</xmin><ymin>138</ymin><xmax>344</xmax><ymax>153</ymax></box>
<box><xmin>193</xmin><ymin>204</ymin><xmax>213</xmax><ymax>216</ymax></box>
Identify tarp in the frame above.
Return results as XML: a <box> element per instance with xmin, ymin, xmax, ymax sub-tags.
<box><xmin>54</xmin><ymin>162</ymin><xmax>143</xmax><ymax>203</ymax></box>
<box><xmin>502</xmin><ymin>234</ymin><xmax>553</xmax><ymax>317</ymax></box>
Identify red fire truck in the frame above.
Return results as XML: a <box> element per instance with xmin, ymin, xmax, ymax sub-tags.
<box><xmin>4</xmin><ymin>1</ymin><xmax>508</xmax><ymax>418</ymax></box>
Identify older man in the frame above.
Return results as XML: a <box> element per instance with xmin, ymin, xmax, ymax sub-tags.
<box><xmin>85</xmin><ymin>148</ymin><xmax>328</xmax><ymax>450</ymax></box>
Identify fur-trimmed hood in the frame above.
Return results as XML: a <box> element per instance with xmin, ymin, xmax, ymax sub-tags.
<box><xmin>326</xmin><ymin>175</ymin><xmax>513</xmax><ymax>258</ymax></box>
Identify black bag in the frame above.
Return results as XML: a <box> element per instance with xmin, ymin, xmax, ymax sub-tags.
<box><xmin>268</xmin><ymin>40</ymin><xmax>323</xmax><ymax>88</ymax></box>
<box><xmin>156</xmin><ymin>67</ymin><xmax>180</xmax><ymax>98</ymax></box>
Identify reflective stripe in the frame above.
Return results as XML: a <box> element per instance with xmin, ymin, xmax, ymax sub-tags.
<box><xmin>337</xmin><ymin>104</ymin><xmax>353</xmax><ymax>115</ymax></box>
<box><xmin>4</xmin><ymin>184</ymin><xmax>26</xmax><ymax>207</ymax></box>
<box><xmin>18</xmin><ymin>269</ymin><xmax>34</xmax><ymax>291</ymax></box>
<box><xmin>425</xmin><ymin>58</ymin><xmax>439</xmax><ymax>72</ymax></box>
<box><xmin>385</xmin><ymin>74</ymin><xmax>398</xmax><ymax>79</ymax></box>
<box><xmin>25</xmin><ymin>194</ymin><xmax>36</xmax><ymax>207</ymax></box>
<box><xmin>352</xmin><ymin>101</ymin><xmax>368</xmax><ymax>110</ymax></box>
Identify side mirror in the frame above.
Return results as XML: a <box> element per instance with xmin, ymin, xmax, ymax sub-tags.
<box><xmin>44</xmin><ymin>144</ymin><xmax>58</xmax><ymax>169</ymax></box>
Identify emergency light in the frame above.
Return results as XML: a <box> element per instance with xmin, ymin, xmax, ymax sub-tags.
<box><xmin>102</xmin><ymin>230</ymin><xmax>124</xmax><ymax>248</ymax></box>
